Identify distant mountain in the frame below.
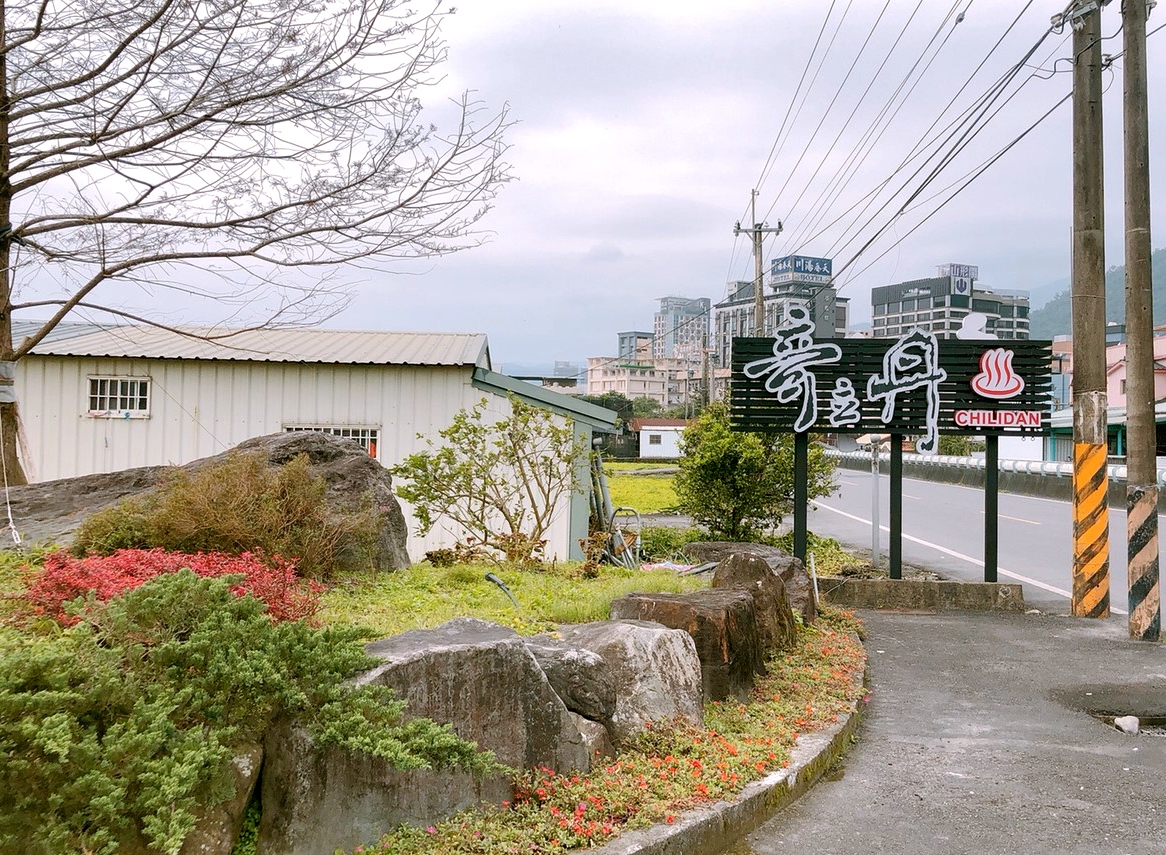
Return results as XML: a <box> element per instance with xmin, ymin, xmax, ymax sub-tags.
<box><xmin>1028</xmin><ymin>247</ymin><xmax>1166</xmax><ymax>338</ymax></box>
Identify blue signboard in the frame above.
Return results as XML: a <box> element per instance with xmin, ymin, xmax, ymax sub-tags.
<box><xmin>771</xmin><ymin>255</ymin><xmax>833</xmax><ymax>282</ymax></box>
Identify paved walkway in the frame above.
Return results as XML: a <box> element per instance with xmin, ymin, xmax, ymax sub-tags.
<box><xmin>726</xmin><ymin>610</ymin><xmax>1166</xmax><ymax>855</ymax></box>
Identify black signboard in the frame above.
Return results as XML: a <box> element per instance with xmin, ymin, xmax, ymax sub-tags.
<box><xmin>731</xmin><ymin>309</ymin><xmax>1052</xmax><ymax>448</ymax></box>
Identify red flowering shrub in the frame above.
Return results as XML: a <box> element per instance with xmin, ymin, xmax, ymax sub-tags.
<box><xmin>21</xmin><ymin>548</ymin><xmax>324</xmax><ymax>625</ymax></box>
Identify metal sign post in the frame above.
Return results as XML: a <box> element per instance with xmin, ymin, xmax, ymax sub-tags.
<box><xmin>890</xmin><ymin>434</ymin><xmax>903</xmax><ymax>580</ymax></box>
<box><xmin>871</xmin><ymin>441</ymin><xmax>881</xmax><ymax>568</ymax></box>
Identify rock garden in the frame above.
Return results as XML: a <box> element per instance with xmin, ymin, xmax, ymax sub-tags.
<box><xmin>0</xmin><ymin>431</ymin><xmax>867</xmax><ymax>855</ymax></box>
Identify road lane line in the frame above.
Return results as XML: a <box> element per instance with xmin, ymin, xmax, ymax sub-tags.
<box><xmin>978</xmin><ymin>510</ymin><xmax>1041</xmax><ymax>526</ymax></box>
<box><xmin>810</xmin><ymin>499</ymin><xmax>1129</xmax><ymax>615</ymax></box>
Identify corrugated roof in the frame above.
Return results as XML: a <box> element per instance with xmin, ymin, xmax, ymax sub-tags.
<box><xmin>13</xmin><ymin>320</ymin><xmax>107</xmax><ymax>348</ymax></box>
<box><xmin>27</xmin><ymin>325</ymin><xmax>492</xmax><ymax>368</ymax></box>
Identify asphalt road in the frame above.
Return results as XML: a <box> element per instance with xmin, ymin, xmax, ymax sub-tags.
<box><xmin>809</xmin><ymin>469</ymin><xmax>1162</xmax><ymax>616</ymax></box>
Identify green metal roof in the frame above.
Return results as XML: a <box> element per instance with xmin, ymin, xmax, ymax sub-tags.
<box><xmin>471</xmin><ymin>368</ymin><xmax>619</xmax><ymax>432</ymax></box>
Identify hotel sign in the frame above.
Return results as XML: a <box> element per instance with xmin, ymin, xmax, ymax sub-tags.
<box><xmin>731</xmin><ymin>308</ymin><xmax>1052</xmax><ymax>445</ymax></box>
<box><xmin>771</xmin><ymin>255</ymin><xmax>833</xmax><ymax>285</ymax></box>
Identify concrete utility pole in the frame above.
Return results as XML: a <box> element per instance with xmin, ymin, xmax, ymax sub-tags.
<box><xmin>1069</xmin><ymin>0</ymin><xmax>1110</xmax><ymax>618</ymax></box>
<box><xmin>734</xmin><ymin>190</ymin><xmax>783</xmax><ymax>336</ymax></box>
<box><xmin>1122</xmin><ymin>0</ymin><xmax>1160</xmax><ymax>640</ymax></box>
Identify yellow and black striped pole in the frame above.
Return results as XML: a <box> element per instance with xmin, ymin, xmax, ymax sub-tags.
<box><xmin>1072</xmin><ymin>441</ymin><xmax>1109</xmax><ymax>618</ymax></box>
<box><xmin>1126</xmin><ymin>485</ymin><xmax>1160</xmax><ymax>639</ymax></box>
<box><xmin>1069</xmin><ymin>2</ymin><xmax>1110</xmax><ymax>619</ymax></box>
<box><xmin>1122</xmin><ymin>0</ymin><xmax>1160</xmax><ymax>641</ymax></box>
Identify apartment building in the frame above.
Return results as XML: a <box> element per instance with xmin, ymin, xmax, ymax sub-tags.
<box><xmin>653</xmin><ymin>297</ymin><xmax>710</xmax><ymax>360</ymax></box>
<box><xmin>870</xmin><ymin>263</ymin><xmax>1030</xmax><ymax>340</ymax></box>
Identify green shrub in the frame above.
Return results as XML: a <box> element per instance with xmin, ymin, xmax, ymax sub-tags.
<box><xmin>73</xmin><ymin>452</ymin><xmax>379</xmax><ymax>579</ymax></box>
<box><xmin>774</xmin><ymin>531</ymin><xmax>856</xmax><ymax>576</ymax></box>
<box><xmin>638</xmin><ymin>526</ymin><xmax>709</xmax><ymax>562</ymax></box>
<box><xmin>0</xmin><ymin>571</ymin><xmax>498</xmax><ymax>854</ymax></box>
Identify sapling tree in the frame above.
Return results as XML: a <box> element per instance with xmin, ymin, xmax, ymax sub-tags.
<box><xmin>0</xmin><ymin>0</ymin><xmax>510</xmax><ymax>482</ymax></box>
<box><xmin>391</xmin><ymin>396</ymin><xmax>590</xmax><ymax>564</ymax></box>
<box><xmin>674</xmin><ymin>402</ymin><xmax>835</xmax><ymax>541</ymax></box>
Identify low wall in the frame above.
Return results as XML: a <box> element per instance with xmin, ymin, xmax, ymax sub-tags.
<box><xmin>829</xmin><ymin>450</ymin><xmax>1166</xmax><ymax>511</ymax></box>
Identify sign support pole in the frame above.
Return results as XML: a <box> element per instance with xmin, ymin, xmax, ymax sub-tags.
<box><xmin>890</xmin><ymin>434</ymin><xmax>903</xmax><ymax>580</ymax></box>
<box><xmin>793</xmin><ymin>431</ymin><xmax>809</xmax><ymax>566</ymax></box>
<box><xmin>871</xmin><ymin>442</ymin><xmax>881</xmax><ymax>568</ymax></box>
<box><xmin>984</xmin><ymin>435</ymin><xmax>999</xmax><ymax>583</ymax></box>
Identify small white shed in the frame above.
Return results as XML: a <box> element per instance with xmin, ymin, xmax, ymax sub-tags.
<box><xmin>17</xmin><ymin>325</ymin><xmax>617</xmax><ymax>562</ymax></box>
<box><xmin>629</xmin><ymin>418</ymin><xmax>688</xmax><ymax>459</ymax></box>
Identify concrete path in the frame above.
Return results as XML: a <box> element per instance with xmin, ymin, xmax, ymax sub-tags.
<box><xmin>725</xmin><ymin>610</ymin><xmax>1166</xmax><ymax>855</ymax></box>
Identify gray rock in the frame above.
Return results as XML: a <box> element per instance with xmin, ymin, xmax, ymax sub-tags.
<box><xmin>556</xmin><ymin>620</ymin><xmax>703</xmax><ymax>745</ymax></box>
<box><xmin>524</xmin><ymin>637</ymin><xmax>616</xmax><ymax>728</ymax></box>
<box><xmin>570</xmin><ymin>712</ymin><xmax>616</xmax><ymax>762</ymax></box>
<box><xmin>1114</xmin><ymin>715</ymin><xmax>1140</xmax><ymax>735</ymax></box>
<box><xmin>685</xmin><ymin>541</ymin><xmax>817</xmax><ymax>624</ymax></box>
<box><xmin>711</xmin><ymin>552</ymin><xmax>799</xmax><ymax>654</ymax></box>
<box><xmin>178</xmin><ymin>744</ymin><xmax>262</xmax><ymax>855</ymax></box>
<box><xmin>259</xmin><ymin>617</ymin><xmax>589</xmax><ymax>855</ymax></box>
<box><xmin>609</xmin><ymin>590</ymin><xmax>764</xmax><ymax>702</ymax></box>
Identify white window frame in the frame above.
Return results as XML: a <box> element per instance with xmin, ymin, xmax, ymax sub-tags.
<box><xmin>87</xmin><ymin>375</ymin><xmax>151</xmax><ymax>418</ymax></box>
<box><xmin>284</xmin><ymin>424</ymin><xmax>381</xmax><ymax>457</ymax></box>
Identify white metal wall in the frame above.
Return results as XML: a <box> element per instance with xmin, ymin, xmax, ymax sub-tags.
<box><xmin>18</xmin><ymin>356</ymin><xmax>578</xmax><ymax>562</ymax></box>
<box><xmin>639</xmin><ymin>428</ymin><xmax>683</xmax><ymax>458</ymax></box>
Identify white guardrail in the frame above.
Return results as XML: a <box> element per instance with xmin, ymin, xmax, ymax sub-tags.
<box><xmin>823</xmin><ymin>448</ymin><xmax>1166</xmax><ymax>486</ymax></box>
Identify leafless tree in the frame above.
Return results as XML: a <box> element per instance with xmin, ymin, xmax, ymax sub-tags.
<box><xmin>0</xmin><ymin>0</ymin><xmax>511</xmax><ymax>482</ymax></box>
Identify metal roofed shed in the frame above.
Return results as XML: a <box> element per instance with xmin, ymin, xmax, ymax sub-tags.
<box><xmin>16</xmin><ymin>323</ymin><xmax>612</xmax><ymax>563</ymax></box>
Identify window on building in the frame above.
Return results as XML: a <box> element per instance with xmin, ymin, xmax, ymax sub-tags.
<box><xmin>88</xmin><ymin>376</ymin><xmax>151</xmax><ymax>417</ymax></box>
<box><xmin>951</xmin><ymin>294</ymin><xmax>970</xmax><ymax>308</ymax></box>
<box><xmin>284</xmin><ymin>425</ymin><xmax>380</xmax><ymax>457</ymax></box>
<box><xmin>1121</xmin><ymin>379</ymin><xmax>1128</xmax><ymax>394</ymax></box>
<box><xmin>648</xmin><ymin>434</ymin><xmax>662</xmax><ymax>445</ymax></box>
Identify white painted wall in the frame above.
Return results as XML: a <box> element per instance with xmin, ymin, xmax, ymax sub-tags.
<box><xmin>638</xmin><ymin>427</ymin><xmax>683</xmax><ymax>458</ymax></box>
<box><xmin>17</xmin><ymin>356</ymin><xmax>579</xmax><ymax>562</ymax></box>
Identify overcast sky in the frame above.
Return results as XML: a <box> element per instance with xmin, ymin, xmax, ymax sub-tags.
<box><xmin>330</xmin><ymin>0</ymin><xmax>1165</xmax><ymax>370</ymax></box>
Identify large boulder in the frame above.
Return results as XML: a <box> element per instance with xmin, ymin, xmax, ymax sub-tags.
<box><xmin>7</xmin><ymin>431</ymin><xmax>410</xmax><ymax>570</ymax></box>
<box><xmin>685</xmin><ymin>541</ymin><xmax>817</xmax><ymax>624</ymax></box>
<box><xmin>200</xmin><ymin>431</ymin><xmax>410</xmax><ymax>571</ymax></box>
<box><xmin>609</xmin><ymin>591</ymin><xmax>764</xmax><ymax>702</ymax></box>
<box><xmin>523</xmin><ymin>638</ymin><xmax>616</xmax><ymax>728</ymax></box>
<box><xmin>259</xmin><ymin>618</ymin><xmax>590</xmax><ymax>855</ymax></box>
<box><xmin>711</xmin><ymin>553</ymin><xmax>799</xmax><ymax>654</ymax></box>
<box><xmin>178</xmin><ymin>744</ymin><xmax>262</xmax><ymax>855</ymax></box>
<box><xmin>555</xmin><ymin>620</ymin><xmax>703</xmax><ymax>745</ymax></box>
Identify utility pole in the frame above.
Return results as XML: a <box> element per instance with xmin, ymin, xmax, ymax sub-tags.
<box><xmin>734</xmin><ymin>190</ymin><xmax>783</xmax><ymax>336</ymax></box>
<box><xmin>1122</xmin><ymin>0</ymin><xmax>1160</xmax><ymax>640</ymax></box>
<box><xmin>1068</xmin><ymin>0</ymin><xmax>1110</xmax><ymax>618</ymax></box>
<box><xmin>701</xmin><ymin>328</ymin><xmax>711</xmax><ymax>408</ymax></box>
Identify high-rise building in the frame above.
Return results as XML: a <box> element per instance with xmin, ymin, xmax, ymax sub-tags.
<box><xmin>870</xmin><ymin>264</ymin><xmax>1030</xmax><ymax>340</ymax></box>
<box><xmin>711</xmin><ymin>255</ymin><xmax>847</xmax><ymax>369</ymax></box>
<box><xmin>653</xmin><ymin>297</ymin><xmax>710</xmax><ymax>360</ymax></box>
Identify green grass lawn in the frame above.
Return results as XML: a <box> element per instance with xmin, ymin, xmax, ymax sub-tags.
<box><xmin>319</xmin><ymin>561</ymin><xmax>708</xmax><ymax>636</ymax></box>
<box><xmin>605</xmin><ymin>473</ymin><xmax>679</xmax><ymax>514</ymax></box>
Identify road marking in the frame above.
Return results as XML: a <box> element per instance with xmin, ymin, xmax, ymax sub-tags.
<box><xmin>810</xmin><ymin>499</ymin><xmax>1129</xmax><ymax>615</ymax></box>
<box><xmin>903</xmin><ymin>493</ymin><xmax>923</xmax><ymax>500</ymax></box>
<box><xmin>979</xmin><ymin>510</ymin><xmax>1040</xmax><ymax>526</ymax></box>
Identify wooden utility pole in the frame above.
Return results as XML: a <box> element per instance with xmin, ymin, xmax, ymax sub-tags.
<box><xmin>733</xmin><ymin>191</ymin><xmax>782</xmax><ymax>336</ymax></box>
<box><xmin>1122</xmin><ymin>0</ymin><xmax>1160</xmax><ymax>640</ymax></box>
<box><xmin>1069</xmin><ymin>0</ymin><xmax>1110</xmax><ymax>618</ymax></box>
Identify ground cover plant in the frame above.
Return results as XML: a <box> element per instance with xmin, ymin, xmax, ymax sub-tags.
<box><xmin>0</xmin><ymin>570</ymin><xmax>497</xmax><ymax>855</ymax></box>
<box><xmin>20</xmin><ymin>548</ymin><xmax>324</xmax><ymax>625</ymax></box>
<box><xmin>347</xmin><ymin>608</ymin><xmax>867</xmax><ymax>854</ymax></box>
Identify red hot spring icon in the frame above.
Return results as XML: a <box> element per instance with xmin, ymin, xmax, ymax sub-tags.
<box><xmin>971</xmin><ymin>348</ymin><xmax>1025</xmax><ymax>399</ymax></box>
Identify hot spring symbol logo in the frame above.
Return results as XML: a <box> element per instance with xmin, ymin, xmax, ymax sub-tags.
<box><xmin>971</xmin><ymin>348</ymin><xmax>1024</xmax><ymax>399</ymax></box>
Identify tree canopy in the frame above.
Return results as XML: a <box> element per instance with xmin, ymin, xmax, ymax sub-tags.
<box><xmin>0</xmin><ymin>0</ymin><xmax>511</xmax><ymax>480</ymax></box>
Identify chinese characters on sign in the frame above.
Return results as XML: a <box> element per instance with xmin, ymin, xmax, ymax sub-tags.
<box><xmin>731</xmin><ymin>315</ymin><xmax>1052</xmax><ymax>438</ymax></box>
<box><xmin>741</xmin><ymin>307</ymin><xmax>841</xmax><ymax>432</ymax></box>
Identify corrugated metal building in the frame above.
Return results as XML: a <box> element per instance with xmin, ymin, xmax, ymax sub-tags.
<box><xmin>18</xmin><ymin>325</ymin><xmax>617</xmax><ymax>562</ymax></box>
